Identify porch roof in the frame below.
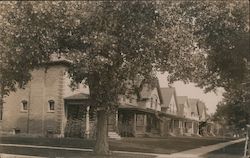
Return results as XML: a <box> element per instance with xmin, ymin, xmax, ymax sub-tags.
<box><xmin>119</xmin><ymin>104</ymin><xmax>157</xmax><ymax>114</ymax></box>
<box><xmin>64</xmin><ymin>93</ymin><xmax>91</xmax><ymax>105</ymax></box>
<box><xmin>64</xmin><ymin>93</ymin><xmax>90</xmax><ymax>100</ymax></box>
<box><xmin>119</xmin><ymin>104</ymin><xmax>185</xmax><ymax>120</ymax></box>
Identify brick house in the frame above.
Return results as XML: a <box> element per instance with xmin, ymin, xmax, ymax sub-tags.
<box><xmin>0</xmin><ymin>60</ymin><xmax>90</xmax><ymax>137</ymax></box>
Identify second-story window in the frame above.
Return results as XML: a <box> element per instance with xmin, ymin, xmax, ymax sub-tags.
<box><xmin>48</xmin><ymin>100</ymin><xmax>55</xmax><ymax>112</ymax></box>
<box><xmin>21</xmin><ymin>100</ymin><xmax>28</xmax><ymax>112</ymax></box>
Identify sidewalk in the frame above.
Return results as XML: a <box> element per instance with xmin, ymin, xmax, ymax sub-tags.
<box><xmin>0</xmin><ymin>138</ymin><xmax>245</xmax><ymax>158</ymax></box>
<box><xmin>159</xmin><ymin>138</ymin><xmax>245</xmax><ymax>158</ymax></box>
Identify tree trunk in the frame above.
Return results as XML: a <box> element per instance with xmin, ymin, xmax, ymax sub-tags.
<box><xmin>94</xmin><ymin>109</ymin><xmax>110</xmax><ymax>155</ymax></box>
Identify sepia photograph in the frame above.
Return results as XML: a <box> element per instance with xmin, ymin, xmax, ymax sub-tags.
<box><xmin>0</xmin><ymin>1</ymin><xmax>249</xmax><ymax>158</ymax></box>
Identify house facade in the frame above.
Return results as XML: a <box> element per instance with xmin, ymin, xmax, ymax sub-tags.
<box><xmin>0</xmin><ymin>61</ymin><xmax>71</xmax><ymax>137</ymax></box>
<box><xmin>0</xmin><ymin>60</ymin><xmax>212</xmax><ymax>138</ymax></box>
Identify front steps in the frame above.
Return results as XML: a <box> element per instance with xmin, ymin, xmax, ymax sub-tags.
<box><xmin>108</xmin><ymin>132</ymin><xmax>122</xmax><ymax>140</ymax></box>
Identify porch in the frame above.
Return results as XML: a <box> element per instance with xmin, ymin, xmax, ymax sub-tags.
<box><xmin>118</xmin><ymin>105</ymin><xmax>161</xmax><ymax>137</ymax></box>
<box><xmin>64</xmin><ymin>93</ymin><xmax>96</xmax><ymax>139</ymax></box>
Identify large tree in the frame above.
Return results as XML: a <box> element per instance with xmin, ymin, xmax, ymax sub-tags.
<box><xmin>1</xmin><ymin>1</ymin><xmax>196</xmax><ymax>154</ymax></box>
<box><xmin>0</xmin><ymin>0</ymin><xmax>249</xmax><ymax>155</ymax></box>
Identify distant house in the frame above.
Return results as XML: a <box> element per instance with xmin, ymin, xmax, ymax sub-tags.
<box><xmin>160</xmin><ymin>88</ymin><xmax>178</xmax><ymax>115</ymax></box>
<box><xmin>177</xmin><ymin>96</ymin><xmax>190</xmax><ymax>118</ymax></box>
<box><xmin>197</xmin><ymin>101</ymin><xmax>207</xmax><ymax>122</ymax></box>
<box><xmin>197</xmin><ymin>101</ymin><xmax>214</xmax><ymax>136</ymax></box>
<box><xmin>188</xmin><ymin>98</ymin><xmax>201</xmax><ymax>135</ymax></box>
<box><xmin>188</xmin><ymin>99</ymin><xmax>199</xmax><ymax>121</ymax></box>
<box><xmin>160</xmin><ymin>87</ymin><xmax>182</xmax><ymax>136</ymax></box>
<box><xmin>177</xmin><ymin>96</ymin><xmax>199</xmax><ymax>135</ymax></box>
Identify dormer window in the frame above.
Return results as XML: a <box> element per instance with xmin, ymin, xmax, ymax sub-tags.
<box><xmin>21</xmin><ymin>100</ymin><xmax>28</xmax><ymax>112</ymax></box>
<box><xmin>48</xmin><ymin>100</ymin><xmax>55</xmax><ymax>112</ymax></box>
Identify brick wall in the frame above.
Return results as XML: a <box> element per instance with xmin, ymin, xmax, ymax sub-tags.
<box><xmin>0</xmin><ymin>65</ymin><xmax>67</xmax><ymax>136</ymax></box>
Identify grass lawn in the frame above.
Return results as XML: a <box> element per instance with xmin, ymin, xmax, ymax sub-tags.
<box><xmin>0</xmin><ymin>146</ymin><xmax>155</xmax><ymax>158</ymax></box>
<box><xmin>0</xmin><ymin>135</ymin><xmax>235</xmax><ymax>155</ymax></box>
<box><xmin>202</xmin><ymin>141</ymin><xmax>245</xmax><ymax>158</ymax></box>
<box><xmin>110</xmin><ymin>136</ymin><xmax>235</xmax><ymax>154</ymax></box>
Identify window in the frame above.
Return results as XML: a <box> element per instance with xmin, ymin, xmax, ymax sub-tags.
<box><xmin>48</xmin><ymin>100</ymin><xmax>55</xmax><ymax>112</ymax></box>
<box><xmin>155</xmin><ymin>98</ymin><xmax>158</xmax><ymax>109</ymax></box>
<box><xmin>21</xmin><ymin>100</ymin><xmax>28</xmax><ymax>112</ymax></box>
<box><xmin>150</xmin><ymin>98</ymin><xmax>153</xmax><ymax>108</ymax></box>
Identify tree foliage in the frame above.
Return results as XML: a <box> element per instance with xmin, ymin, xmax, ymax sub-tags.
<box><xmin>213</xmin><ymin>61</ymin><xmax>250</xmax><ymax>132</ymax></box>
<box><xmin>213</xmin><ymin>87</ymin><xmax>250</xmax><ymax>132</ymax></box>
<box><xmin>185</xmin><ymin>1</ymin><xmax>249</xmax><ymax>91</ymax></box>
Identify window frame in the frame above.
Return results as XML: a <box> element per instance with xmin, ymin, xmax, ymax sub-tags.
<box><xmin>20</xmin><ymin>100</ymin><xmax>28</xmax><ymax>112</ymax></box>
<box><xmin>48</xmin><ymin>100</ymin><xmax>55</xmax><ymax>112</ymax></box>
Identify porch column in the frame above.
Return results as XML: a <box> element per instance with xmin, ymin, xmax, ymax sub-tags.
<box><xmin>133</xmin><ymin>113</ymin><xmax>137</xmax><ymax>135</ymax></box>
<box><xmin>144</xmin><ymin>114</ymin><xmax>147</xmax><ymax>132</ymax></box>
<box><xmin>191</xmin><ymin>121</ymin><xmax>194</xmax><ymax>134</ymax></box>
<box><xmin>172</xmin><ymin>119</ymin><xmax>175</xmax><ymax>133</ymax></box>
<box><xmin>179</xmin><ymin>120</ymin><xmax>183</xmax><ymax>135</ymax></box>
<box><xmin>85</xmin><ymin>106</ymin><xmax>90</xmax><ymax>139</ymax></box>
<box><xmin>115</xmin><ymin>110</ymin><xmax>118</xmax><ymax>131</ymax></box>
<box><xmin>197</xmin><ymin>122</ymin><xmax>200</xmax><ymax>135</ymax></box>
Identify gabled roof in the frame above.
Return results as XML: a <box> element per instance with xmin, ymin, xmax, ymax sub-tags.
<box><xmin>139</xmin><ymin>79</ymin><xmax>163</xmax><ymax>104</ymax></box>
<box><xmin>176</xmin><ymin>96</ymin><xmax>189</xmax><ymax>116</ymax></box>
<box><xmin>197</xmin><ymin>100</ymin><xmax>206</xmax><ymax>116</ymax></box>
<box><xmin>140</xmin><ymin>85</ymin><xmax>152</xmax><ymax>99</ymax></box>
<box><xmin>160</xmin><ymin>87</ymin><xmax>178</xmax><ymax>108</ymax></box>
<box><xmin>177</xmin><ymin>96</ymin><xmax>188</xmax><ymax>105</ymax></box>
<box><xmin>189</xmin><ymin>98</ymin><xmax>199</xmax><ymax>115</ymax></box>
<box><xmin>177</xmin><ymin>103</ymin><xmax>184</xmax><ymax>117</ymax></box>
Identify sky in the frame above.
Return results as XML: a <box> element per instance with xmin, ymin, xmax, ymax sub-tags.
<box><xmin>157</xmin><ymin>73</ymin><xmax>224</xmax><ymax>114</ymax></box>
